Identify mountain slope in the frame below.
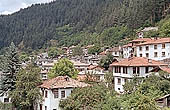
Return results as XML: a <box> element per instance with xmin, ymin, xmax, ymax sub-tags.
<box><xmin>0</xmin><ymin>0</ymin><xmax>169</xmax><ymax>49</ymax></box>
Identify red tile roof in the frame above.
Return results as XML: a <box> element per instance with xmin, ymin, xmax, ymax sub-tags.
<box><xmin>160</xmin><ymin>66</ymin><xmax>170</xmax><ymax>73</ymax></box>
<box><xmin>136</xmin><ymin>38</ymin><xmax>170</xmax><ymax>46</ymax></box>
<box><xmin>123</xmin><ymin>43</ymin><xmax>133</xmax><ymax>48</ymax></box>
<box><xmin>88</xmin><ymin>65</ymin><xmax>104</xmax><ymax>70</ymax></box>
<box><xmin>130</xmin><ymin>38</ymin><xmax>152</xmax><ymax>43</ymax></box>
<box><xmin>99</xmin><ymin>51</ymin><xmax>107</xmax><ymax>55</ymax></box>
<box><xmin>40</xmin><ymin>76</ymin><xmax>89</xmax><ymax>89</ymax></box>
<box><xmin>110</xmin><ymin>57</ymin><xmax>167</xmax><ymax>67</ymax></box>
<box><xmin>109</xmin><ymin>47</ymin><xmax>121</xmax><ymax>52</ymax></box>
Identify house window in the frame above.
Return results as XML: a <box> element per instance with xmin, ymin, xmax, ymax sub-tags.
<box><xmin>4</xmin><ymin>98</ymin><xmax>9</xmax><ymax>103</ymax></box>
<box><xmin>162</xmin><ymin>52</ymin><xmax>165</xmax><ymax>57</ymax></box>
<box><xmin>140</xmin><ymin>54</ymin><xmax>142</xmax><ymax>57</ymax></box>
<box><xmin>40</xmin><ymin>104</ymin><xmax>42</xmax><ymax>110</ymax></box>
<box><xmin>146</xmin><ymin>53</ymin><xmax>149</xmax><ymax>57</ymax></box>
<box><xmin>154</xmin><ymin>52</ymin><xmax>158</xmax><ymax>57</ymax></box>
<box><xmin>139</xmin><ymin>46</ymin><xmax>142</xmax><ymax>51</ymax></box>
<box><xmin>45</xmin><ymin>106</ymin><xmax>47</xmax><ymax>110</ymax></box>
<box><xmin>115</xmin><ymin>52</ymin><xmax>117</xmax><ymax>55</ymax></box>
<box><xmin>115</xmin><ymin>67</ymin><xmax>121</xmax><ymax>73</ymax></box>
<box><xmin>154</xmin><ymin>45</ymin><xmax>157</xmax><ymax>49</ymax></box>
<box><xmin>41</xmin><ymin>89</ymin><xmax>44</xmax><ymax>97</ymax></box>
<box><xmin>145</xmin><ymin>67</ymin><xmax>149</xmax><ymax>73</ymax></box>
<box><xmin>45</xmin><ymin>91</ymin><xmax>48</xmax><ymax>98</ymax></box>
<box><xmin>162</xmin><ymin>44</ymin><xmax>165</xmax><ymax>49</ymax></box>
<box><xmin>53</xmin><ymin>89</ymin><xmax>59</xmax><ymax>98</ymax></box>
<box><xmin>137</xmin><ymin>67</ymin><xmax>140</xmax><ymax>74</ymax></box>
<box><xmin>115</xmin><ymin>67</ymin><xmax>118</xmax><ymax>73</ymax></box>
<box><xmin>123</xmin><ymin>67</ymin><xmax>127</xmax><ymax>74</ymax></box>
<box><xmin>146</xmin><ymin>46</ymin><xmax>149</xmax><ymax>51</ymax></box>
<box><xmin>133</xmin><ymin>67</ymin><xmax>136</xmax><ymax>74</ymax></box>
<box><xmin>117</xmin><ymin>78</ymin><xmax>121</xmax><ymax>85</ymax></box>
<box><xmin>61</xmin><ymin>90</ymin><xmax>65</xmax><ymax>98</ymax></box>
<box><xmin>124</xmin><ymin>78</ymin><xmax>128</xmax><ymax>83</ymax></box>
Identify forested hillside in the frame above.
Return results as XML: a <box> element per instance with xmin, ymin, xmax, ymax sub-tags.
<box><xmin>0</xmin><ymin>0</ymin><xmax>169</xmax><ymax>50</ymax></box>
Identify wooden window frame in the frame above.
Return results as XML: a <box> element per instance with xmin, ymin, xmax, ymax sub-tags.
<box><xmin>117</xmin><ymin>78</ymin><xmax>121</xmax><ymax>85</ymax></box>
<box><xmin>154</xmin><ymin>45</ymin><xmax>157</xmax><ymax>49</ymax></box>
<box><xmin>53</xmin><ymin>89</ymin><xmax>59</xmax><ymax>98</ymax></box>
<box><xmin>140</xmin><ymin>54</ymin><xmax>142</xmax><ymax>57</ymax></box>
<box><xmin>145</xmin><ymin>67</ymin><xmax>149</xmax><ymax>73</ymax></box>
<box><xmin>123</xmin><ymin>67</ymin><xmax>127</xmax><ymax>74</ymax></box>
<box><xmin>162</xmin><ymin>44</ymin><xmax>165</xmax><ymax>49</ymax></box>
<box><xmin>162</xmin><ymin>52</ymin><xmax>165</xmax><ymax>57</ymax></box>
<box><xmin>154</xmin><ymin>52</ymin><xmax>158</xmax><ymax>57</ymax></box>
<box><xmin>61</xmin><ymin>90</ymin><xmax>65</xmax><ymax>98</ymax></box>
<box><xmin>139</xmin><ymin>46</ymin><xmax>142</xmax><ymax>51</ymax></box>
<box><xmin>45</xmin><ymin>90</ymin><xmax>48</xmax><ymax>98</ymax></box>
<box><xmin>146</xmin><ymin>46</ymin><xmax>149</xmax><ymax>51</ymax></box>
<box><xmin>146</xmin><ymin>53</ymin><xmax>149</xmax><ymax>57</ymax></box>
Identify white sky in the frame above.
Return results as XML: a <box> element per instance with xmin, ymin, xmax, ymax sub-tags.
<box><xmin>0</xmin><ymin>0</ymin><xmax>54</xmax><ymax>15</ymax></box>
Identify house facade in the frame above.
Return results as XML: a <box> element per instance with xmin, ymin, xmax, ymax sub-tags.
<box><xmin>38</xmin><ymin>76</ymin><xmax>89</xmax><ymax>110</ymax></box>
<box><xmin>110</xmin><ymin>57</ymin><xmax>167</xmax><ymax>93</ymax></box>
<box><xmin>77</xmin><ymin>65</ymin><xmax>105</xmax><ymax>82</ymax></box>
<box><xmin>122</xmin><ymin>38</ymin><xmax>152</xmax><ymax>58</ymax></box>
<box><xmin>136</xmin><ymin>38</ymin><xmax>170</xmax><ymax>61</ymax></box>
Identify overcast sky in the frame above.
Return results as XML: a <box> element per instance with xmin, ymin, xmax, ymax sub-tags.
<box><xmin>0</xmin><ymin>0</ymin><xmax>54</xmax><ymax>15</ymax></box>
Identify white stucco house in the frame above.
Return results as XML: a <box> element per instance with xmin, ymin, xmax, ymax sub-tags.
<box><xmin>77</xmin><ymin>65</ymin><xmax>105</xmax><ymax>82</ymax></box>
<box><xmin>122</xmin><ymin>38</ymin><xmax>152</xmax><ymax>58</ymax></box>
<box><xmin>38</xmin><ymin>76</ymin><xmax>89</xmax><ymax>110</ymax></box>
<box><xmin>108</xmin><ymin>46</ymin><xmax>122</xmax><ymax>58</ymax></box>
<box><xmin>136</xmin><ymin>37</ymin><xmax>170</xmax><ymax>61</ymax></box>
<box><xmin>110</xmin><ymin>57</ymin><xmax>168</xmax><ymax>93</ymax></box>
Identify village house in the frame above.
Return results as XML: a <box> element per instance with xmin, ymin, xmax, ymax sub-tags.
<box><xmin>108</xmin><ymin>46</ymin><xmax>122</xmax><ymax>58</ymax></box>
<box><xmin>110</xmin><ymin>57</ymin><xmax>167</xmax><ymax>93</ymax></box>
<box><xmin>77</xmin><ymin>65</ymin><xmax>105</xmax><ymax>82</ymax></box>
<box><xmin>122</xmin><ymin>38</ymin><xmax>151</xmax><ymax>58</ymax></box>
<box><xmin>156</xmin><ymin>94</ymin><xmax>170</xmax><ymax>108</ymax></box>
<box><xmin>71</xmin><ymin>60</ymin><xmax>90</xmax><ymax>72</ymax></box>
<box><xmin>38</xmin><ymin>76</ymin><xmax>89</xmax><ymax>110</ymax></box>
<box><xmin>136</xmin><ymin>37</ymin><xmax>170</xmax><ymax>61</ymax></box>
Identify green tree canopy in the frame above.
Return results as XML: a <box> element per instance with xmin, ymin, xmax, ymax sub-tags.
<box><xmin>122</xmin><ymin>72</ymin><xmax>170</xmax><ymax>110</ymax></box>
<box><xmin>48</xmin><ymin>58</ymin><xmax>78</xmax><ymax>79</ymax></box>
<box><xmin>159</xmin><ymin>17</ymin><xmax>170</xmax><ymax>37</ymax></box>
<box><xmin>9</xmin><ymin>64</ymin><xmax>42</xmax><ymax>110</ymax></box>
<box><xmin>88</xmin><ymin>45</ymin><xmax>101</xmax><ymax>55</ymax></box>
<box><xmin>60</xmin><ymin>84</ymin><xmax>120</xmax><ymax>110</ymax></box>
<box><xmin>99</xmin><ymin>53</ymin><xmax>114</xmax><ymax>70</ymax></box>
<box><xmin>72</xmin><ymin>46</ymin><xmax>83</xmax><ymax>56</ymax></box>
<box><xmin>0</xmin><ymin>42</ymin><xmax>21</xmax><ymax>94</ymax></box>
<box><xmin>48</xmin><ymin>47</ymin><xmax>58</xmax><ymax>58</ymax></box>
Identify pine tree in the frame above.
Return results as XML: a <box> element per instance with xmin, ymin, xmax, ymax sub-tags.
<box><xmin>0</xmin><ymin>42</ymin><xmax>21</xmax><ymax>110</ymax></box>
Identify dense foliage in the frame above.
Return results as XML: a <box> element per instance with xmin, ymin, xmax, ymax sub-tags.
<box><xmin>60</xmin><ymin>84</ymin><xmax>120</xmax><ymax>110</ymax></box>
<box><xmin>121</xmin><ymin>71</ymin><xmax>170</xmax><ymax>110</ymax></box>
<box><xmin>0</xmin><ymin>0</ymin><xmax>169</xmax><ymax>49</ymax></box>
<box><xmin>0</xmin><ymin>42</ymin><xmax>20</xmax><ymax>94</ymax></box>
<box><xmin>99</xmin><ymin>53</ymin><xmax>114</xmax><ymax>70</ymax></box>
<box><xmin>9</xmin><ymin>64</ymin><xmax>42</xmax><ymax>110</ymax></box>
<box><xmin>48</xmin><ymin>58</ymin><xmax>78</xmax><ymax>79</ymax></box>
<box><xmin>60</xmin><ymin>71</ymin><xmax>170</xmax><ymax>110</ymax></box>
